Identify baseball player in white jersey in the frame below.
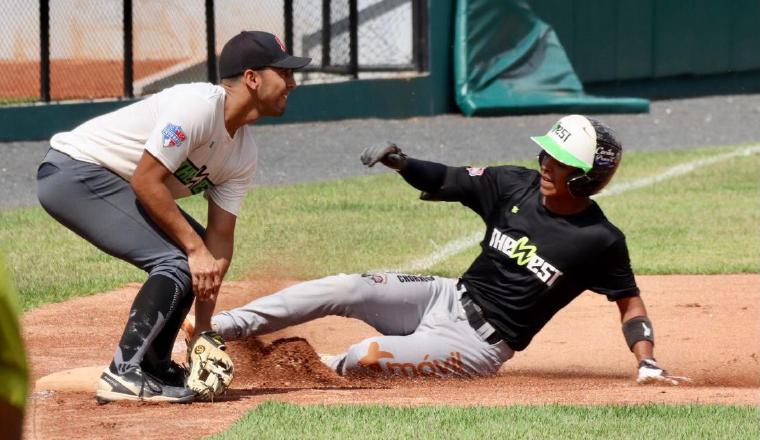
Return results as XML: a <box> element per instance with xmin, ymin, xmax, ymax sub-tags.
<box><xmin>36</xmin><ymin>31</ymin><xmax>310</xmax><ymax>403</ymax></box>
<box><xmin>184</xmin><ymin>116</ymin><xmax>690</xmax><ymax>385</ymax></box>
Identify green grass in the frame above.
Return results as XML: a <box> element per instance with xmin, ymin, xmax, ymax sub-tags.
<box><xmin>208</xmin><ymin>402</ymin><xmax>759</xmax><ymax>440</ymax></box>
<box><xmin>603</xmin><ymin>147</ymin><xmax>759</xmax><ymax>273</ymax></box>
<box><xmin>1</xmin><ymin>145</ymin><xmax>758</xmax><ymax>311</ymax></box>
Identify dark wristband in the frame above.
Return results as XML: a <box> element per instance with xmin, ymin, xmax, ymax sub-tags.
<box><xmin>622</xmin><ymin>316</ymin><xmax>654</xmax><ymax>351</ymax></box>
<box><xmin>398</xmin><ymin>158</ymin><xmax>447</xmax><ymax>193</ymax></box>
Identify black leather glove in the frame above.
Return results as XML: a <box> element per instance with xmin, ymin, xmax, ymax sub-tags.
<box><xmin>360</xmin><ymin>143</ymin><xmax>408</xmax><ymax>170</ymax></box>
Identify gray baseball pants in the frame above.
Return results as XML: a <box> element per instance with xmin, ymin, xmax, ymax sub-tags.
<box><xmin>36</xmin><ymin>148</ymin><xmax>201</xmax><ymax>372</ymax></box>
<box><xmin>213</xmin><ymin>273</ymin><xmax>514</xmax><ymax>378</ymax></box>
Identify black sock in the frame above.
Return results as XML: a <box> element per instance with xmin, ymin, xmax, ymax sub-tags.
<box><xmin>142</xmin><ymin>285</ymin><xmax>194</xmax><ymax>369</ymax></box>
<box><xmin>111</xmin><ymin>274</ymin><xmax>186</xmax><ymax>374</ymax></box>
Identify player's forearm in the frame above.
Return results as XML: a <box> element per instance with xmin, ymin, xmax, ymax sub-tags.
<box><xmin>619</xmin><ymin>297</ymin><xmax>647</xmax><ymax>322</ymax></box>
<box><xmin>398</xmin><ymin>158</ymin><xmax>448</xmax><ymax>193</ymax></box>
<box><xmin>132</xmin><ymin>180</ymin><xmax>205</xmax><ymax>254</ymax></box>
<box><xmin>204</xmin><ymin>232</ymin><xmax>233</xmax><ymax>278</ymax></box>
<box><xmin>617</xmin><ymin>296</ymin><xmax>657</xmax><ymax>361</ymax></box>
<box><xmin>631</xmin><ymin>340</ymin><xmax>654</xmax><ymax>362</ymax></box>
<box><xmin>204</xmin><ymin>201</ymin><xmax>236</xmax><ymax>278</ymax></box>
<box><xmin>194</xmin><ymin>296</ymin><xmax>217</xmax><ymax>333</ymax></box>
<box><xmin>621</xmin><ymin>310</ymin><xmax>654</xmax><ymax>362</ymax></box>
<box><xmin>194</xmin><ymin>232</ymin><xmax>231</xmax><ymax>333</ymax></box>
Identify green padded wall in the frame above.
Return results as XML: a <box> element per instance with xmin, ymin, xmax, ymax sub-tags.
<box><xmin>530</xmin><ymin>0</ymin><xmax>760</xmax><ymax>82</ymax></box>
<box><xmin>453</xmin><ymin>0</ymin><xmax>648</xmax><ymax>115</ymax></box>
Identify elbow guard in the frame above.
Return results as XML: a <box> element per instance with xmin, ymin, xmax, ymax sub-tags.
<box><xmin>622</xmin><ymin>316</ymin><xmax>654</xmax><ymax>351</ymax></box>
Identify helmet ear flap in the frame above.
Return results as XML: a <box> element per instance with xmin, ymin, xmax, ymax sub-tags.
<box><xmin>567</xmin><ymin>172</ymin><xmax>594</xmax><ymax>198</ymax></box>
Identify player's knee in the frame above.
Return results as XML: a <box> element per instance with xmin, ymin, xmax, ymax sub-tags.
<box><xmin>150</xmin><ymin>256</ymin><xmax>192</xmax><ymax>295</ymax></box>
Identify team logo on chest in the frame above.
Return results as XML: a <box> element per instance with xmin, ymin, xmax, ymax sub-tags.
<box><xmin>488</xmin><ymin>228</ymin><xmax>563</xmax><ymax>286</ymax></box>
<box><xmin>174</xmin><ymin>159</ymin><xmax>215</xmax><ymax>194</ymax></box>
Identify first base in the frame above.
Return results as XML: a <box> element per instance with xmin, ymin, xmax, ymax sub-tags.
<box><xmin>35</xmin><ymin>365</ymin><xmax>106</xmax><ymax>393</ymax></box>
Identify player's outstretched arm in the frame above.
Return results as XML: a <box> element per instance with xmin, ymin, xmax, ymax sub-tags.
<box><xmin>616</xmin><ymin>296</ymin><xmax>691</xmax><ymax>385</ymax></box>
<box><xmin>360</xmin><ymin>143</ymin><xmax>449</xmax><ymax>194</ymax></box>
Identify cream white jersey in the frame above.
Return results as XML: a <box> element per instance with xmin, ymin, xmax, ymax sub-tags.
<box><xmin>50</xmin><ymin>83</ymin><xmax>257</xmax><ymax>215</ymax></box>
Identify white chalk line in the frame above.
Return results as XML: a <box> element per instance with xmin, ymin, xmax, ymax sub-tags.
<box><xmin>379</xmin><ymin>145</ymin><xmax>760</xmax><ymax>273</ymax></box>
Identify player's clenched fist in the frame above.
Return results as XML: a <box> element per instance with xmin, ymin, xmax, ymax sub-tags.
<box><xmin>360</xmin><ymin>143</ymin><xmax>408</xmax><ymax>170</ymax></box>
<box><xmin>188</xmin><ymin>247</ymin><xmax>222</xmax><ymax>300</ymax></box>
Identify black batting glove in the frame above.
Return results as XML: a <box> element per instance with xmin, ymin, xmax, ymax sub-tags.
<box><xmin>360</xmin><ymin>143</ymin><xmax>408</xmax><ymax>170</ymax></box>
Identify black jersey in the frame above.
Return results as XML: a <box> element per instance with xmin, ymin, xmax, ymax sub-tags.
<box><xmin>425</xmin><ymin>165</ymin><xmax>639</xmax><ymax>351</ymax></box>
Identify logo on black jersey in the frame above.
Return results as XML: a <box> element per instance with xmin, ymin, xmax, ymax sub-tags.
<box><xmin>174</xmin><ymin>159</ymin><xmax>215</xmax><ymax>194</ymax></box>
<box><xmin>488</xmin><ymin>228</ymin><xmax>563</xmax><ymax>286</ymax></box>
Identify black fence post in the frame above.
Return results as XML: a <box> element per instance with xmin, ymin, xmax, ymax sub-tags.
<box><xmin>412</xmin><ymin>0</ymin><xmax>428</xmax><ymax>72</ymax></box>
<box><xmin>284</xmin><ymin>0</ymin><xmax>293</xmax><ymax>53</ymax></box>
<box><xmin>205</xmin><ymin>0</ymin><xmax>217</xmax><ymax>84</ymax></box>
<box><xmin>39</xmin><ymin>0</ymin><xmax>50</xmax><ymax>102</ymax></box>
<box><xmin>322</xmin><ymin>0</ymin><xmax>331</xmax><ymax>68</ymax></box>
<box><xmin>123</xmin><ymin>0</ymin><xmax>133</xmax><ymax>98</ymax></box>
<box><xmin>348</xmin><ymin>0</ymin><xmax>358</xmax><ymax>78</ymax></box>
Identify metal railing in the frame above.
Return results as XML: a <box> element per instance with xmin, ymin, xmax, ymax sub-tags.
<box><xmin>24</xmin><ymin>0</ymin><xmax>427</xmax><ymax>103</ymax></box>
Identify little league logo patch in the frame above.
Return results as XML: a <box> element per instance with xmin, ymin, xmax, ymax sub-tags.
<box><xmin>162</xmin><ymin>123</ymin><xmax>186</xmax><ymax>148</ymax></box>
<box><xmin>467</xmin><ymin>167</ymin><xmax>486</xmax><ymax>177</ymax></box>
<box><xmin>361</xmin><ymin>273</ymin><xmax>387</xmax><ymax>285</ymax></box>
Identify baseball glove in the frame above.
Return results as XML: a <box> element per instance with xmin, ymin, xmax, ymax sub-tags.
<box><xmin>360</xmin><ymin>143</ymin><xmax>407</xmax><ymax>170</ymax></box>
<box><xmin>186</xmin><ymin>331</ymin><xmax>234</xmax><ymax>401</ymax></box>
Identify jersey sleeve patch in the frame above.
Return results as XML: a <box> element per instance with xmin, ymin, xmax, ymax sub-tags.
<box><xmin>161</xmin><ymin>123</ymin><xmax>187</xmax><ymax>148</ymax></box>
<box><xmin>466</xmin><ymin>166</ymin><xmax>486</xmax><ymax>176</ymax></box>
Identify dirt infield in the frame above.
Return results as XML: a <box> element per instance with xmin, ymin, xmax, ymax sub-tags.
<box><xmin>22</xmin><ymin>274</ymin><xmax>759</xmax><ymax>439</ymax></box>
<box><xmin>0</xmin><ymin>59</ymin><xmax>182</xmax><ymax>101</ymax></box>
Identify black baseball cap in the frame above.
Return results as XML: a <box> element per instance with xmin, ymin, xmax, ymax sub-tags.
<box><xmin>219</xmin><ymin>31</ymin><xmax>312</xmax><ymax>79</ymax></box>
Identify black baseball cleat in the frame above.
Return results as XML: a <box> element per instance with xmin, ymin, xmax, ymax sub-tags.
<box><xmin>95</xmin><ymin>364</ymin><xmax>194</xmax><ymax>404</ymax></box>
<box><xmin>141</xmin><ymin>359</ymin><xmax>188</xmax><ymax>388</ymax></box>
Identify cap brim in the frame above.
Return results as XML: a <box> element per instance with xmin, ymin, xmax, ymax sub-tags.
<box><xmin>270</xmin><ymin>55</ymin><xmax>312</xmax><ymax>70</ymax></box>
<box><xmin>530</xmin><ymin>135</ymin><xmax>592</xmax><ymax>172</ymax></box>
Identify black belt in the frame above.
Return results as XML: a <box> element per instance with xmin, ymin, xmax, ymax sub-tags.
<box><xmin>460</xmin><ymin>291</ymin><xmax>503</xmax><ymax>345</ymax></box>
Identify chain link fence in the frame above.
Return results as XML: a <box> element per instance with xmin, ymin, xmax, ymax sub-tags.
<box><xmin>0</xmin><ymin>1</ymin><xmax>40</xmax><ymax>103</ymax></box>
<box><xmin>49</xmin><ymin>0</ymin><xmax>123</xmax><ymax>100</ymax></box>
<box><xmin>0</xmin><ymin>0</ymin><xmax>425</xmax><ymax>104</ymax></box>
